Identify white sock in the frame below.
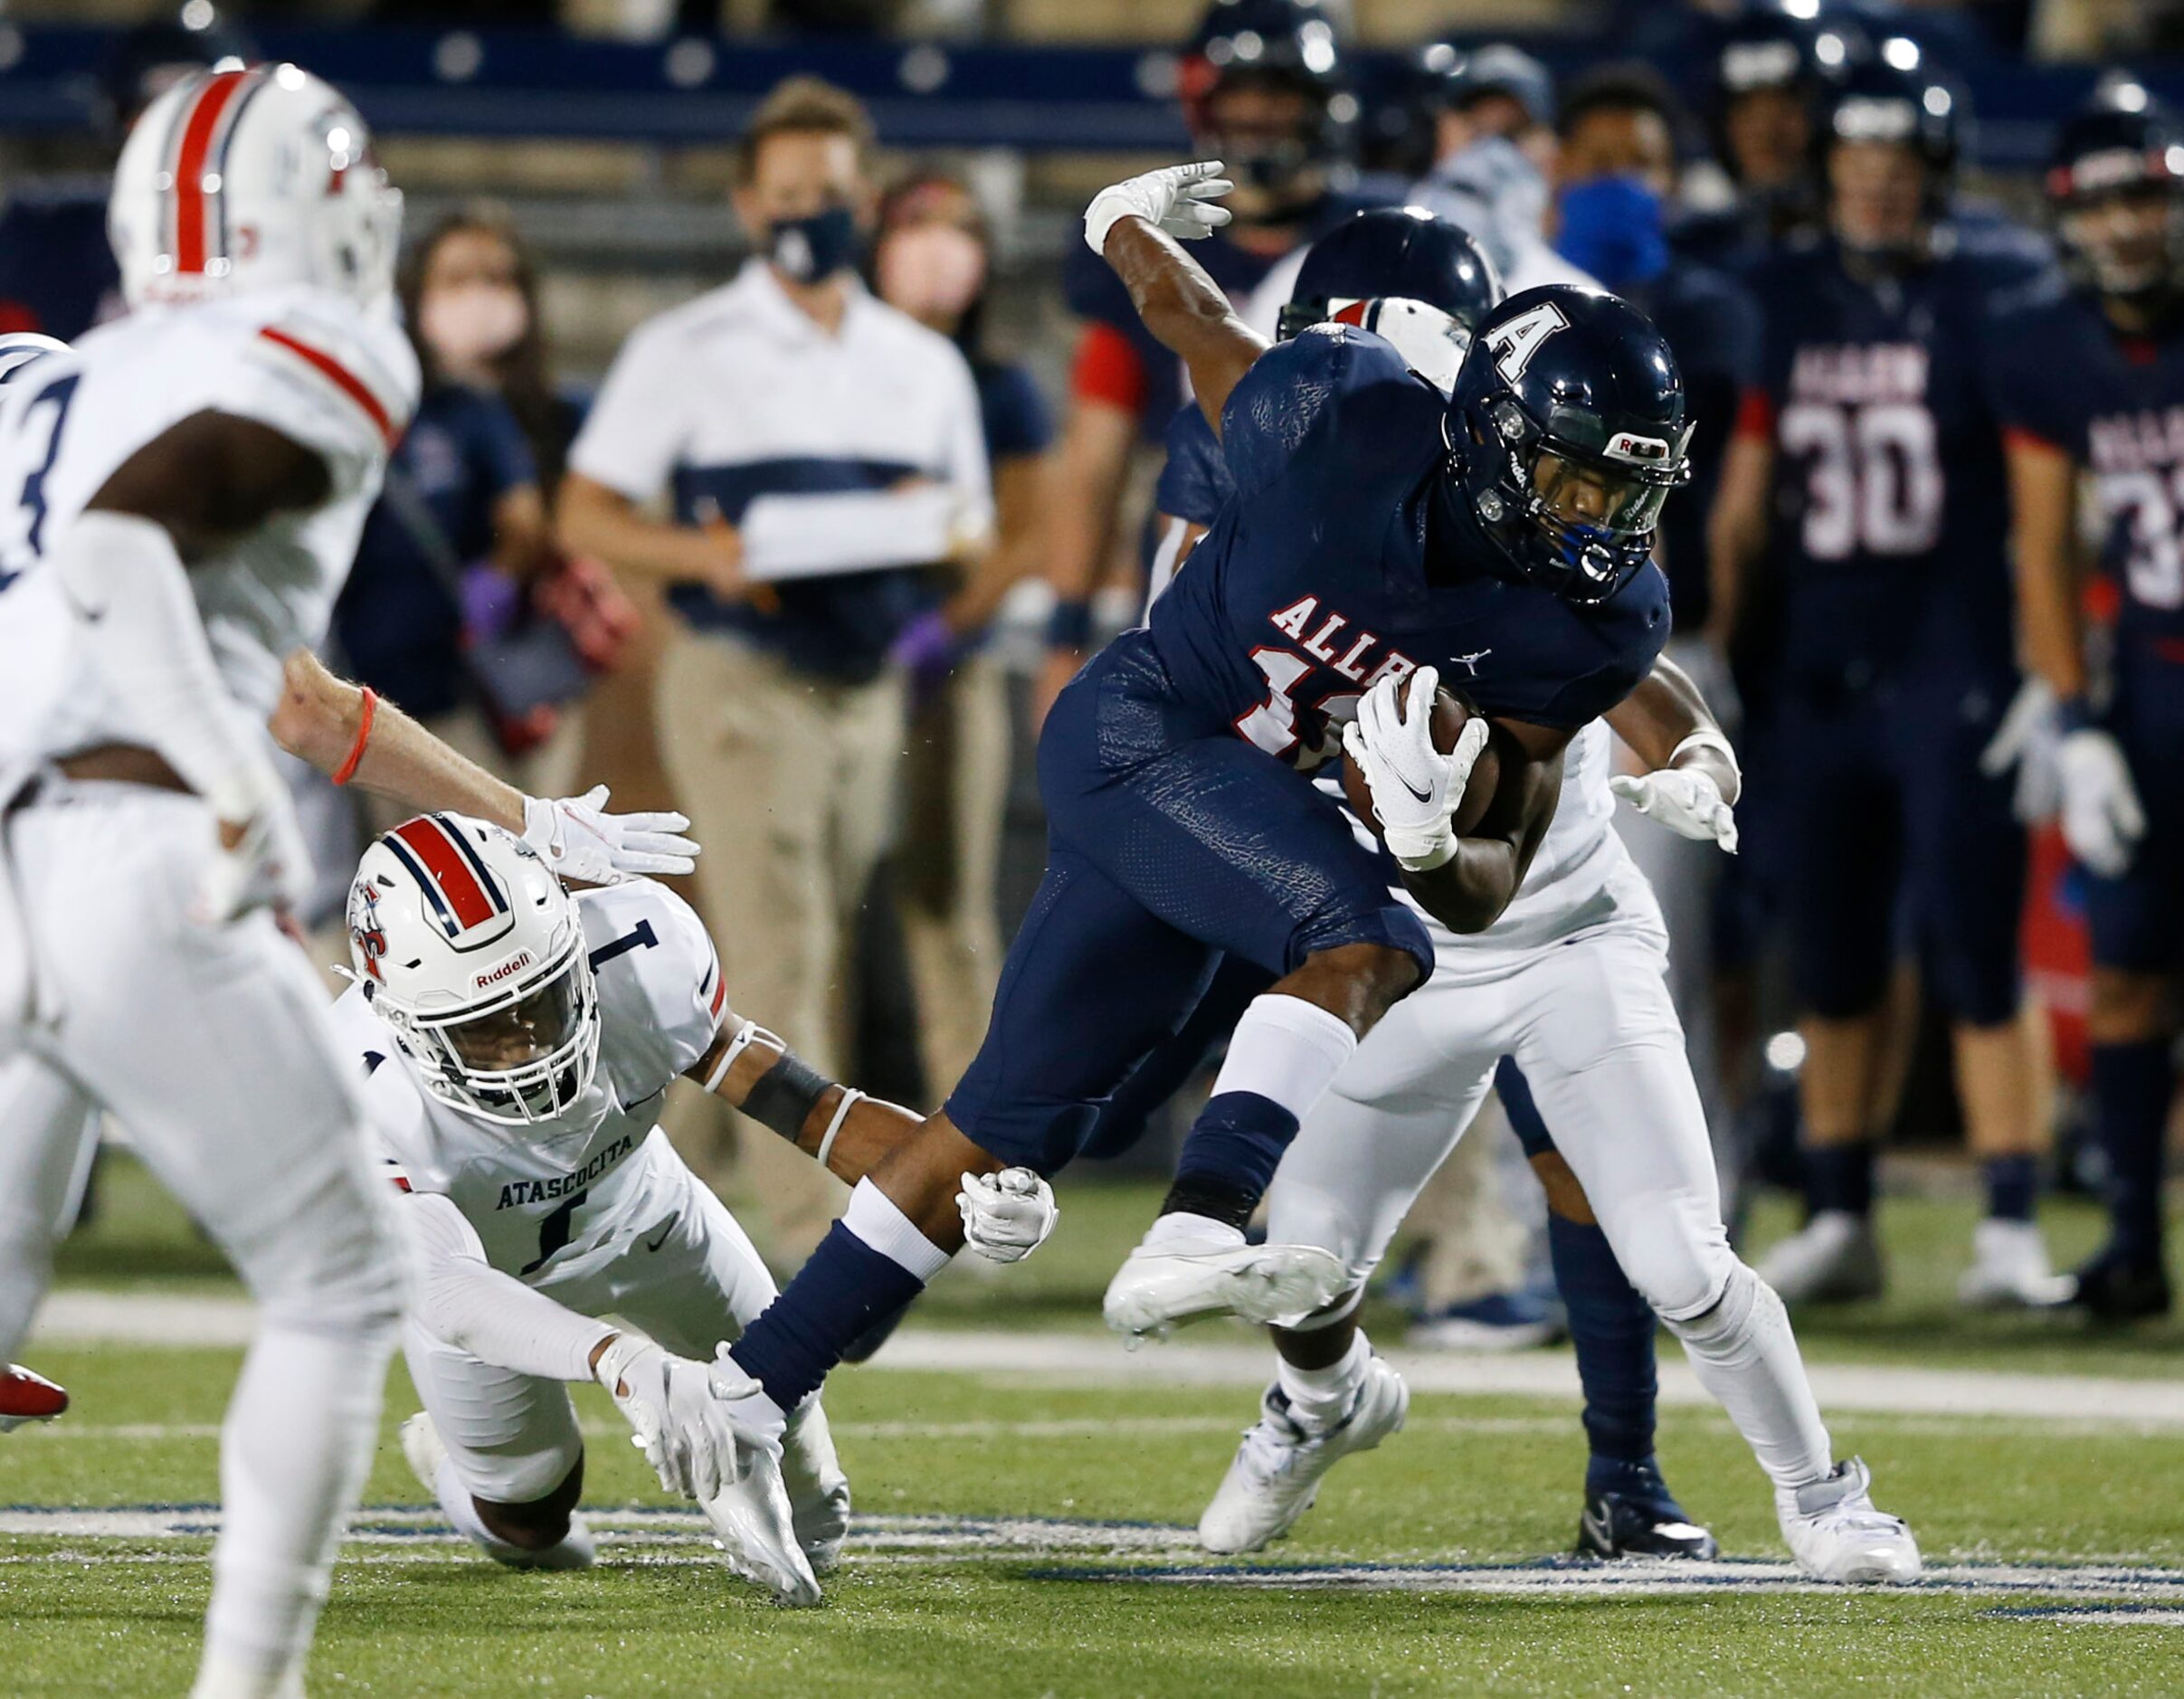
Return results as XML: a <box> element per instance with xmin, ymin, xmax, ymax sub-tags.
<box><xmin>187</xmin><ymin>1647</ymin><xmax>302</xmax><ymax>1699</ymax></box>
<box><xmin>1277</xmin><ymin>1329</ymin><xmax>1371</xmax><ymax>1433</ymax></box>
<box><xmin>1143</xmin><ymin>1210</ymin><xmax>1245</xmax><ymax>1250</ymax></box>
<box><xmin>1205</xmin><ymin>994</ymin><xmax>1360</xmax><ymax>1120</ymax></box>
<box><xmin>197</xmin><ymin>1320</ymin><xmax>393</xmax><ymax>1695</ymax></box>
<box><xmin>1664</xmin><ymin>1263</ymin><xmax>1833</xmax><ymax>1491</ymax></box>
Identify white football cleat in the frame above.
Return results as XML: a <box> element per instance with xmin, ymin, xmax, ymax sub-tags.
<box><xmin>1198</xmin><ymin>1357</ymin><xmax>1409</xmax><ymax>1554</ymax></box>
<box><xmin>400</xmin><ymin>1412</ymin><xmax>593</xmax><ymax>1571</ymax></box>
<box><xmin>1104</xmin><ymin>1219</ymin><xmax>1351</xmax><ymax>1340</ymax></box>
<box><xmin>701</xmin><ymin>1442</ymin><xmax>823</xmax><ymax>1606</ymax></box>
<box><xmin>1958</xmin><ymin>1218</ymin><xmax>2072</xmax><ymax>1309</ymax></box>
<box><xmin>0</xmin><ymin>1363</ymin><xmax>68</xmax><ymax>1431</ymax></box>
<box><xmin>783</xmin><ymin>1400</ymin><xmax>852</xmax><ymax>1574</ymax></box>
<box><xmin>1756</xmin><ymin>1210</ymin><xmax>1884</xmax><ymax>1304</ymax></box>
<box><xmin>1778</xmin><ymin>1457</ymin><xmax>1921</xmax><ymax>1584</ymax></box>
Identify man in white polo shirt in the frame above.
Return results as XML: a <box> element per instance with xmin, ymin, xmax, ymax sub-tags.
<box><xmin>558</xmin><ymin>76</ymin><xmax>990</xmax><ymax>1262</ymax></box>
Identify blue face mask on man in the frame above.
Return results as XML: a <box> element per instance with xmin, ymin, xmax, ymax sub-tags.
<box><xmin>768</xmin><ymin>204</ymin><xmax>862</xmax><ymax>283</ymax></box>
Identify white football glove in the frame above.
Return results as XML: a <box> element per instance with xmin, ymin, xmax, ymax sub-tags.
<box><xmin>2057</xmin><ymin>727</ymin><xmax>2146</xmax><ymax>878</ymax></box>
<box><xmin>1340</xmin><ymin>666</ymin><xmax>1490</xmax><ymax>873</ymax></box>
<box><xmin>593</xmin><ymin>1332</ymin><xmax>761</xmax><ymax>1502</ymax></box>
<box><xmin>1978</xmin><ymin>676</ymin><xmax>2064</xmax><ymax>824</ymax></box>
<box><xmin>523</xmin><ymin>784</ymin><xmax>698</xmax><ymax>883</ymax></box>
<box><xmin>1609</xmin><ymin>767</ymin><xmax>1740</xmax><ymax>852</ymax></box>
<box><xmin>957</xmin><ymin>1168</ymin><xmax>1059</xmax><ymax>1264</ymax></box>
<box><xmin>195</xmin><ymin>762</ymin><xmax>311</xmax><ymax>925</ymax></box>
<box><xmin>1084</xmin><ymin>160</ymin><xmax>1234</xmax><ymax>255</ymax></box>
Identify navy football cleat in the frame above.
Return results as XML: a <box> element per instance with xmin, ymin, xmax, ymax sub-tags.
<box><xmin>1576</xmin><ymin>1458</ymin><xmax>1718</xmax><ymax>1561</ymax></box>
<box><xmin>2050</xmin><ymin>1245</ymin><xmax>2172</xmax><ymax>1323</ymax></box>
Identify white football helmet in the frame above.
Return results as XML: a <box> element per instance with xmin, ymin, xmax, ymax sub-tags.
<box><xmin>1328</xmin><ymin>296</ymin><xmax>1470</xmax><ymax>395</ymax></box>
<box><xmin>0</xmin><ymin>334</ymin><xmax>69</xmax><ymax>385</ymax></box>
<box><xmin>109</xmin><ymin>62</ymin><xmax>402</xmax><ymax>313</ymax></box>
<box><xmin>348</xmin><ymin>814</ymin><xmax>601</xmax><ymax>1125</ymax></box>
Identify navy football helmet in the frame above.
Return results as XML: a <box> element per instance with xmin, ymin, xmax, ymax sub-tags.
<box><xmin>2047</xmin><ymin>80</ymin><xmax>2184</xmax><ymax>308</ymax></box>
<box><xmin>1708</xmin><ymin>0</ymin><xmax>1863</xmax><ymax>176</ymax></box>
<box><xmin>1180</xmin><ymin>0</ymin><xmax>1355</xmax><ymax>194</ymax></box>
<box><xmin>1448</xmin><ymin>287</ymin><xmax>1691</xmax><ymax>604</ymax></box>
<box><xmin>1278</xmin><ymin>207</ymin><xmax>1505</xmax><ymax>341</ymax></box>
<box><xmin>1819</xmin><ymin>40</ymin><xmax>1963</xmax><ymax>180</ymax></box>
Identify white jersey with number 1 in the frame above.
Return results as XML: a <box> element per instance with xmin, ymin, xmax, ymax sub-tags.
<box><xmin>0</xmin><ymin>284</ymin><xmax>417</xmax><ymax>766</ymax></box>
<box><xmin>328</xmin><ymin>878</ymin><xmax>729</xmax><ymax>1288</ymax></box>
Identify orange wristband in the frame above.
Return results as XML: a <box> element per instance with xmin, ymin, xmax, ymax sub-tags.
<box><xmin>331</xmin><ymin>687</ymin><xmax>377</xmax><ymax>786</ymax></box>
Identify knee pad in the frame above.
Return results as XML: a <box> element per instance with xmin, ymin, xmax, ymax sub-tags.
<box><xmin>1660</xmin><ymin>1259</ymin><xmax>1762</xmax><ymax>1343</ymax></box>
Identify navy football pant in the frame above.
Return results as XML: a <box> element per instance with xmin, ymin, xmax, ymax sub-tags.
<box><xmin>2085</xmin><ymin>641</ymin><xmax>2184</xmax><ymax>974</ymax></box>
<box><xmin>1777</xmin><ymin>675</ymin><xmax>2024</xmax><ymax>1026</ymax></box>
<box><xmin>945</xmin><ymin>631</ymin><xmax>1430</xmax><ymax>1174</ymax></box>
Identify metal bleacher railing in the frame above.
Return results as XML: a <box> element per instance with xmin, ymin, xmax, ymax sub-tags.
<box><xmin>3</xmin><ymin>21</ymin><xmax>2182</xmax><ymax>169</ymax></box>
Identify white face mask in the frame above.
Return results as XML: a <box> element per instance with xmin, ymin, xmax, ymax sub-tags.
<box><xmin>419</xmin><ymin>281</ymin><xmax>528</xmax><ymax>369</ymax></box>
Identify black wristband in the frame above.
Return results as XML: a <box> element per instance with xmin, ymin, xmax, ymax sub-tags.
<box><xmin>740</xmin><ymin>1050</ymin><xmax>832</xmax><ymax>1143</ymax></box>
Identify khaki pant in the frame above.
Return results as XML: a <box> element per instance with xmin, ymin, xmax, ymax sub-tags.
<box><xmin>898</xmin><ymin>651</ymin><xmax>1010</xmax><ymax>1094</ymax></box>
<box><xmin>654</xmin><ymin>629</ymin><xmax>905</xmax><ymax>1267</ymax></box>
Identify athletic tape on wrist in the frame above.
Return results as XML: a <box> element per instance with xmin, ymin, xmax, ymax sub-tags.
<box><xmin>740</xmin><ymin>1049</ymin><xmax>832</xmax><ymax>1144</ymax></box>
<box><xmin>816</xmin><ymin>1089</ymin><xmax>863</xmax><ymax>1172</ymax></box>
<box><xmin>1669</xmin><ymin>726</ymin><xmax>1738</xmax><ymax>783</ymax></box>
<box><xmin>701</xmin><ymin>1019</ymin><xmax>777</xmax><ymax>1096</ymax></box>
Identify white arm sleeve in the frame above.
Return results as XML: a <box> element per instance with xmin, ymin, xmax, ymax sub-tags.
<box><xmin>52</xmin><ymin>510</ymin><xmax>286</xmax><ymax>822</ymax></box>
<box><xmin>399</xmin><ymin>1190</ymin><xmax>613</xmax><ymax>1383</ymax></box>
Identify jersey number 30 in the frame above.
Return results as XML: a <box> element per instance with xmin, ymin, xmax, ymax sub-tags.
<box><xmin>1780</xmin><ymin>401</ymin><xmax>1942</xmax><ymax>559</ymax></box>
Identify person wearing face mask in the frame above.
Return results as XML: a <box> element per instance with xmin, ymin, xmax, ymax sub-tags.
<box><xmin>556</xmin><ymin>79</ymin><xmax>991</xmax><ymax>1268</ymax></box>
<box><xmin>332</xmin><ymin>210</ymin><xmax>568</xmax><ymax>835</ymax></box>
<box><xmin>871</xmin><ymin>173</ymin><xmax>1055</xmax><ymax>1095</ymax></box>
<box><xmin>1711</xmin><ymin>43</ymin><xmax>2066</xmax><ymax>1312</ymax></box>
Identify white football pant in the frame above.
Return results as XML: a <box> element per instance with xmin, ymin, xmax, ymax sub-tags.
<box><xmin>1</xmin><ymin>781</ymin><xmax>402</xmax><ymax>1697</ymax></box>
<box><xmin>1268</xmin><ymin>921</ymin><xmax>1834</xmax><ymax>1490</ymax></box>
<box><xmin>404</xmin><ymin>1142</ymin><xmax>780</xmax><ymax>1504</ymax></box>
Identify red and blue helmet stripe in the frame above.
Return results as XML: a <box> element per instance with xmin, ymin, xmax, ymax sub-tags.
<box><xmin>384</xmin><ymin>814</ymin><xmax>512</xmax><ymax>941</ymax></box>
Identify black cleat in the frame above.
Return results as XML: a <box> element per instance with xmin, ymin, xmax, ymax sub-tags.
<box><xmin>1577</xmin><ymin>1460</ymin><xmax>1718</xmax><ymax>1561</ymax></box>
<box><xmin>2051</xmin><ymin>1246</ymin><xmax>2171</xmax><ymax>1323</ymax></box>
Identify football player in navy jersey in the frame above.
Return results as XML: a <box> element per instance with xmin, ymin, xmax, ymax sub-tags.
<box><xmin>1987</xmin><ymin>84</ymin><xmax>2184</xmax><ymax>1320</ymax></box>
<box><xmin>1712</xmin><ymin>43</ymin><xmax>2066</xmax><ymax>1308</ymax></box>
<box><xmin>707</xmin><ymin>162</ymin><xmax>1683</xmax><ymax>1472</ymax></box>
<box><xmin>1036</xmin><ymin>0</ymin><xmax>1380</xmax><ymax>720</ymax></box>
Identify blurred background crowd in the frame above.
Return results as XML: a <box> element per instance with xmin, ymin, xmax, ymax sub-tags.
<box><xmin>3</xmin><ymin>0</ymin><xmax>2179</xmax><ymax>1343</ymax></box>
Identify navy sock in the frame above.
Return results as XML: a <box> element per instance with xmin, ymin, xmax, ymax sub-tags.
<box><xmin>2092</xmin><ymin>1038</ymin><xmax>2174</xmax><ymax>1264</ymax></box>
<box><xmin>728</xmin><ymin>1222</ymin><xmax>928</xmax><ymax>1411</ymax></box>
<box><xmin>1169</xmin><ymin>1090</ymin><xmax>1301</xmax><ymax>1214</ymax></box>
<box><xmin>1548</xmin><ymin>1212</ymin><xmax>1658</xmax><ymax>1473</ymax></box>
<box><xmin>1804</xmin><ymin>1140</ymin><xmax>1875</xmax><ymax>1219</ymax></box>
<box><xmin>1981</xmin><ymin>1153</ymin><xmax>2039</xmax><ymax>1223</ymax></box>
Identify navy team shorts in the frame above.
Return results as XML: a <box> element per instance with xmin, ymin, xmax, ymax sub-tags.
<box><xmin>1777</xmin><ymin>670</ymin><xmax>2026</xmax><ymax>1028</ymax></box>
<box><xmin>2086</xmin><ymin>641</ymin><xmax>2184</xmax><ymax>975</ymax></box>
<box><xmin>945</xmin><ymin>630</ymin><xmax>1431</xmax><ymax>1173</ymax></box>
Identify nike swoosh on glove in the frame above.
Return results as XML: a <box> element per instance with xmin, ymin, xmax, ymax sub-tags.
<box><xmin>957</xmin><ymin>1169</ymin><xmax>1059</xmax><ymax>1264</ymax></box>
<box><xmin>1609</xmin><ymin>768</ymin><xmax>1739</xmax><ymax>851</ymax></box>
<box><xmin>1340</xmin><ymin>666</ymin><xmax>1491</xmax><ymax>872</ymax></box>
<box><xmin>1084</xmin><ymin>160</ymin><xmax>1234</xmax><ymax>255</ymax></box>
<box><xmin>2057</xmin><ymin>728</ymin><xmax>2147</xmax><ymax>878</ymax></box>
<box><xmin>594</xmin><ymin>1333</ymin><xmax>756</xmax><ymax>1502</ymax></box>
<box><xmin>524</xmin><ymin>784</ymin><xmax>698</xmax><ymax>882</ymax></box>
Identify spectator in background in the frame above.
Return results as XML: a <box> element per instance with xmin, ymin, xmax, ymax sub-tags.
<box><xmin>556</xmin><ymin>77</ymin><xmax>990</xmax><ymax>1267</ymax></box>
<box><xmin>873</xmin><ymin>171</ymin><xmax>1055</xmax><ymax>1092</ymax></box>
<box><xmin>332</xmin><ymin>208</ymin><xmax>573</xmax><ymax>830</ymax></box>
<box><xmin>1551</xmin><ymin>64</ymin><xmax>1761</xmax><ymax>1192</ymax></box>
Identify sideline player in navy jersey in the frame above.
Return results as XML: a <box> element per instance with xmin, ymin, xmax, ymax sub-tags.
<box><xmin>1712</xmin><ymin>44</ymin><xmax>2065</xmax><ymax>1308</ymax></box>
<box><xmin>1036</xmin><ymin>0</ymin><xmax>1381</xmax><ymax>720</ymax></box>
<box><xmin>1987</xmin><ymin>84</ymin><xmax>2184</xmax><ymax>1320</ymax></box>
<box><xmin>705</xmin><ymin>162</ymin><xmax>1682</xmax><ymax>1514</ymax></box>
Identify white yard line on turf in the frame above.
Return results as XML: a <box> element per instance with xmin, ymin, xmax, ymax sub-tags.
<box><xmin>31</xmin><ymin>1289</ymin><xmax>2184</xmax><ymax>1427</ymax></box>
